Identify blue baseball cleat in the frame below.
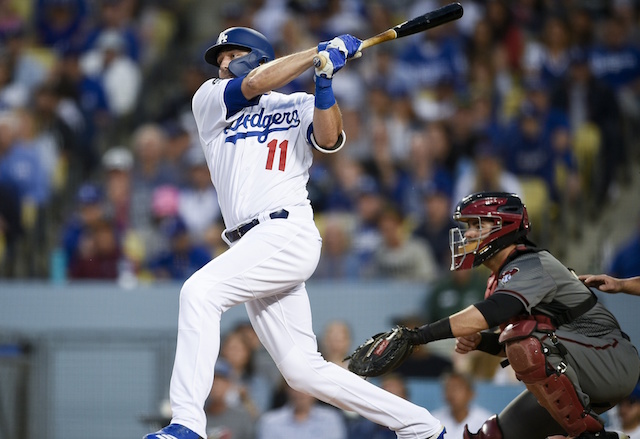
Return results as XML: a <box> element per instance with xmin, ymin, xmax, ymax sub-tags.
<box><xmin>143</xmin><ymin>423</ymin><xmax>202</xmax><ymax>439</ymax></box>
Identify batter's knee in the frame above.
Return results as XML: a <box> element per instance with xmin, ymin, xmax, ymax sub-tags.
<box><xmin>278</xmin><ymin>348</ymin><xmax>331</xmax><ymax>394</ymax></box>
<box><xmin>180</xmin><ymin>272</ymin><xmax>211</xmax><ymax>307</ymax></box>
<box><xmin>463</xmin><ymin>415</ymin><xmax>503</xmax><ymax>439</ymax></box>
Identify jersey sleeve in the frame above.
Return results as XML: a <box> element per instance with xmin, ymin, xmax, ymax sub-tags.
<box><xmin>224</xmin><ymin>77</ymin><xmax>260</xmax><ymax>117</ymax></box>
<box><xmin>493</xmin><ymin>253</ymin><xmax>557</xmax><ymax>313</ymax></box>
<box><xmin>192</xmin><ymin>78</ymin><xmax>243</xmax><ymax>142</ymax></box>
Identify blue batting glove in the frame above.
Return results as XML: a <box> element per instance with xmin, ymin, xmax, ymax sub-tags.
<box><xmin>327</xmin><ymin>35</ymin><xmax>363</xmax><ymax>59</ymax></box>
<box><xmin>315</xmin><ymin>46</ymin><xmax>346</xmax><ymax>79</ymax></box>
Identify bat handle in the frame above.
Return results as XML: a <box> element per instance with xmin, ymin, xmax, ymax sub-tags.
<box><xmin>313</xmin><ymin>53</ymin><xmax>327</xmax><ymax>70</ymax></box>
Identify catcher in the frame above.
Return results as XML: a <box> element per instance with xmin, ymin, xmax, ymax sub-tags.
<box><xmin>348</xmin><ymin>191</ymin><xmax>639</xmax><ymax>439</ymax></box>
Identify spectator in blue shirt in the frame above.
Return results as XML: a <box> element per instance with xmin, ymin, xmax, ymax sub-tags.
<box><xmin>34</xmin><ymin>0</ymin><xmax>89</xmax><ymax>52</ymax></box>
<box><xmin>501</xmin><ymin>80</ymin><xmax>579</xmax><ymax>204</ymax></box>
<box><xmin>346</xmin><ymin>374</ymin><xmax>415</xmax><ymax>439</ymax></box>
<box><xmin>501</xmin><ymin>101</ymin><xmax>557</xmax><ymax>197</ymax></box>
<box><xmin>589</xmin><ymin>16</ymin><xmax>640</xmax><ymax>94</ymax></box>
<box><xmin>589</xmin><ymin>15</ymin><xmax>640</xmax><ymax>182</ymax></box>
<box><xmin>257</xmin><ymin>383</ymin><xmax>347</xmax><ymax>439</ymax></box>
<box><xmin>80</xmin><ymin>0</ymin><xmax>141</xmax><ymax>63</ymax></box>
<box><xmin>61</xmin><ymin>183</ymin><xmax>107</xmax><ymax>268</ymax></box>
<box><xmin>54</xmin><ymin>45</ymin><xmax>111</xmax><ymax>163</ymax></box>
<box><xmin>349</xmin><ymin>177</ymin><xmax>385</xmax><ymax>277</ymax></box>
<box><xmin>550</xmin><ymin>48</ymin><xmax>624</xmax><ymax>208</ymax></box>
<box><xmin>412</xmin><ymin>176</ymin><xmax>457</xmax><ymax>272</ymax></box>
<box><xmin>147</xmin><ymin>216</ymin><xmax>210</xmax><ymax>281</ymax></box>
<box><xmin>522</xmin><ymin>15</ymin><xmax>573</xmax><ymax>89</ymax></box>
<box><xmin>315</xmin><ymin>214</ymin><xmax>361</xmax><ymax>280</ymax></box>
<box><xmin>0</xmin><ymin>111</ymin><xmax>50</xmax><ymax>207</ymax></box>
<box><xmin>392</xmin><ymin>21</ymin><xmax>467</xmax><ymax>95</ymax></box>
<box><xmin>325</xmin><ymin>158</ymin><xmax>370</xmax><ymax>213</ymax></box>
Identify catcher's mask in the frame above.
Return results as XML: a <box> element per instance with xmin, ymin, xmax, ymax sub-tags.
<box><xmin>449</xmin><ymin>192</ymin><xmax>531</xmax><ymax>271</ymax></box>
<box><xmin>204</xmin><ymin>27</ymin><xmax>275</xmax><ymax>78</ymax></box>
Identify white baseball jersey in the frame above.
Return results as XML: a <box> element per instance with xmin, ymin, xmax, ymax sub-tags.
<box><xmin>192</xmin><ymin>77</ymin><xmax>315</xmax><ymax>229</ymax></box>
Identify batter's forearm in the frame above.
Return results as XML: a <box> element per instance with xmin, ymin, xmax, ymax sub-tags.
<box><xmin>313</xmin><ymin>106</ymin><xmax>343</xmax><ymax>147</ymax></box>
<box><xmin>243</xmin><ymin>48</ymin><xmax>317</xmax><ymax>97</ymax></box>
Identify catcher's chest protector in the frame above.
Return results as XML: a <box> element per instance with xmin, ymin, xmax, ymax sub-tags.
<box><xmin>499</xmin><ymin>319</ymin><xmax>603</xmax><ymax>437</ymax></box>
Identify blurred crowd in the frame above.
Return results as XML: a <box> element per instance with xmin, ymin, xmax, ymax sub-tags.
<box><xmin>0</xmin><ymin>0</ymin><xmax>639</xmax><ymax>282</ymax></box>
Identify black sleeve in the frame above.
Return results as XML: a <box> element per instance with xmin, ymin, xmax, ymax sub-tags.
<box><xmin>476</xmin><ymin>331</ymin><xmax>503</xmax><ymax>355</ymax></box>
<box><xmin>473</xmin><ymin>293</ymin><xmax>526</xmax><ymax>328</ymax></box>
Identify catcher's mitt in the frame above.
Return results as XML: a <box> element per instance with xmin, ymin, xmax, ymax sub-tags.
<box><xmin>346</xmin><ymin>326</ymin><xmax>416</xmax><ymax>377</ymax></box>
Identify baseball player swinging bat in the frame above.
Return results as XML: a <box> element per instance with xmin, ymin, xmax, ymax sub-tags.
<box><xmin>313</xmin><ymin>2</ymin><xmax>464</xmax><ymax>69</ymax></box>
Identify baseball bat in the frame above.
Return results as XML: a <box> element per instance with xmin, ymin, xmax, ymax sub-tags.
<box><xmin>313</xmin><ymin>2</ymin><xmax>464</xmax><ymax>69</ymax></box>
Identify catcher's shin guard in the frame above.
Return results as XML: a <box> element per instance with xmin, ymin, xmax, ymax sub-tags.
<box><xmin>463</xmin><ymin>414</ymin><xmax>503</xmax><ymax>439</ymax></box>
<box><xmin>502</xmin><ymin>333</ymin><xmax>602</xmax><ymax>437</ymax></box>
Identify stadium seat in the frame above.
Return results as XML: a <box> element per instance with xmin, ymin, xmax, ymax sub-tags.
<box><xmin>518</xmin><ymin>177</ymin><xmax>551</xmax><ymax>247</ymax></box>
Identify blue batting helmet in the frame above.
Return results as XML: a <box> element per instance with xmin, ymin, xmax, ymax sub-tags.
<box><xmin>204</xmin><ymin>27</ymin><xmax>275</xmax><ymax>77</ymax></box>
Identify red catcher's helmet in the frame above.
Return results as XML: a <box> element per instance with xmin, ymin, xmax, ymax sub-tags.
<box><xmin>449</xmin><ymin>192</ymin><xmax>531</xmax><ymax>271</ymax></box>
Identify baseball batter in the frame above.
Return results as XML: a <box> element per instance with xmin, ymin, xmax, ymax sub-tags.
<box><xmin>354</xmin><ymin>192</ymin><xmax>639</xmax><ymax>439</ymax></box>
<box><xmin>144</xmin><ymin>27</ymin><xmax>445</xmax><ymax>439</ymax></box>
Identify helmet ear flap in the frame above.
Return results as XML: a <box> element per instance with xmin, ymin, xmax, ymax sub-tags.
<box><xmin>228</xmin><ymin>52</ymin><xmax>263</xmax><ymax>77</ymax></box>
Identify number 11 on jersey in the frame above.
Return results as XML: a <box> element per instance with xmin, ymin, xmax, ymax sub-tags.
<box><xmin>265</xmin><ymin>139</ymin><xmax>288</xmax><ymax>171</ymax></box>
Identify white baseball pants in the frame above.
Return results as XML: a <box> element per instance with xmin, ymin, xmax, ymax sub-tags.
<box><xmin>168</xmin><ymin>206</ymin><xmax>442</xmax><ymax>439</ymax></box>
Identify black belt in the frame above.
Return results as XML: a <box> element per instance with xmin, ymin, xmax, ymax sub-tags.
<box><xmin>225</xmin><ymin>209</ymin><xmax>289</xmax><ymax>243</ymax></box>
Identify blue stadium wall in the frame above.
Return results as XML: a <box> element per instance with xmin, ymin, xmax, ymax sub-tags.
<box><xmin>0</xmin><ymin>280</ymin><xmax>636</xmax><ymax>438</ymax></box>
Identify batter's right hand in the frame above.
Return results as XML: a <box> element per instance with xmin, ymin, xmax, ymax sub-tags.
<box><xmin>327</xmin><ymin>35</ymin><xmax>363</xmax><ymax>59</ymax></box>
<box><xmin>455</xmin><ymin>333</ymin><xmax>481</xmax><ymax>354</ymax></box>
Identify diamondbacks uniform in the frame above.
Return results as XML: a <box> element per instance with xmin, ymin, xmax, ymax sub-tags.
<box><xmin>398</xmin><ymin>191</ymin><xmax>640</xmax><ymax>439</ymax></box>
<box><xmin>165</xmin><ymin>75</ymin><xmax>441</xmax><ymax>439</ymax></box>
<box><xmin>488</xmin><ymin>249</ymin><xmax>640</xmax><ymax>438</ymax></box>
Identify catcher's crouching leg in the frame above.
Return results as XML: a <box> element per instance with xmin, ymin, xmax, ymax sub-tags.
<box><xmin>502</xmin><ymin>335</ymin><xmax>602</xmax><ymax>437</ymax></box>
<box><xmin>463</xmin><ymin>415</ymin><xmax>503</xmax><ymax>438</ymax></box>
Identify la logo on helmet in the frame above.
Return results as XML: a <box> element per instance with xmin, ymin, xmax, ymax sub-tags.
<box><xmin>217</xmin><ymin>32</ymin><xmax>228</xmax><ymax>44</ymax></box>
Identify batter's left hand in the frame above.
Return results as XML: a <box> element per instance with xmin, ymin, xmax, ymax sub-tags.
<box><xmin>315</xmin><ymin>46</ymin><xmax>346</xmax><ymax>79</ymax></box>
